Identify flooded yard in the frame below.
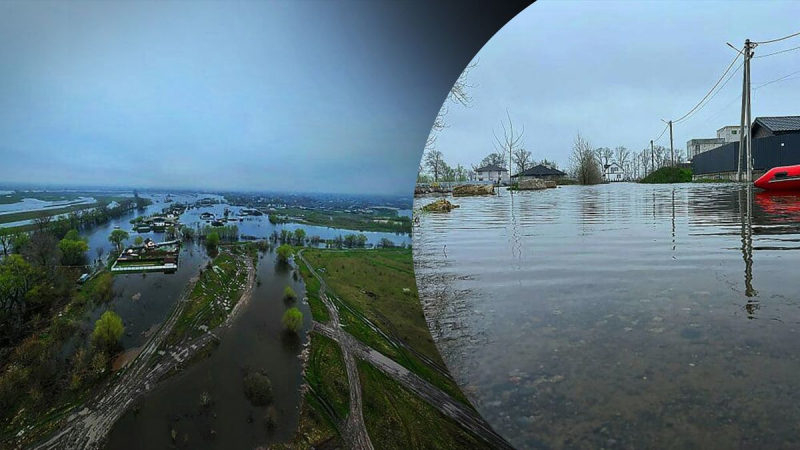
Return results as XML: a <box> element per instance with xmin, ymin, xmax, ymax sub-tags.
<box><xmin>413</xmin><ymin>183</ymin><xmax>800</xmax><ymax>449</ymax></box>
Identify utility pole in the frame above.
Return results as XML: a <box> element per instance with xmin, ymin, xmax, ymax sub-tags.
<box><xmin>745</xmin><ymin>39</ymin><xmax>754</xmax><ymax>183</ymax></box>
<box><xmin>650</xmin><ymin>139</ymin><xmax>655</xmax><ymax>174</ymax></box>
<box><xmin>661</xmin><ymin>119</ymin><xmax>674</xmax><ymax>167</ymax></box>
<box><xmin>669</xmin><ymin>120</ymin><xmax>674</xmax><ymax>166</ymax></box>
<box><xmin>735</xmin><ymin>39</ymin><xmax>756</xmax><ymax>182</ymax></box>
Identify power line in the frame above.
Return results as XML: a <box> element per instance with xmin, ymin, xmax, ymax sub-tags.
<box><xmin>753</xmin><ymin>67</ymin><xmax>800</xmax><ymax>90</ymax></box>
<box><xmin>754</xmin><ymin>30</ymin><xmax>800</xmax><ymax>45</ymax></box>
<box><xmin>675</xmin><ymin>62</ymin><xmax>743</xmax><ymax>124</ymax></box>
<box><xmin>671</xmin><ymin>52</ymin><xmax>741</xmax><ymax>124</ymax></box>
<box><xmin>652</xmin><ymin>122</ymin><xmax>669</xmax><ymax>143</ymax></box>
<box><xmin>754</xmin><ymin>44</ymin><xmax>800</xmax><ymax>59</ymax></box>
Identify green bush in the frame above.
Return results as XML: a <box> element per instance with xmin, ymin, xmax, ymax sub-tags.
<box><xmin>284</xmin><ymin>286</ymin><xmax>297</xmax><ymax>301</ymax></box>
<box><xmin>640</xmin><ymin>167</ymin><xmax>692</xmax><ymax>184</ymax></box>
<box><xmin>282</xmin><ymin>307</ymin><xmax>303</xmax><ymax>333</ymax></box>
<box><xmin>276</xmin><ymin>244</ymin><xmax>293</xmax><ymax>263</ymax></box>
<box><xmin>243</xmin><ymin>371</ymin><xmax>273</xmax><ymax>406</ymax></box>
<box><xmin>92</xmin><ymin>310</ymin><xmax>124</xmax><ymax>351</ymax></box>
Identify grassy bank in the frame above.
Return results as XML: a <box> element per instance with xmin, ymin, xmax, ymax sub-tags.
<box><xmin>0</xmin><ymin>202</ymin><xmax>100</xmax><ymax>225</ymax></box>
<box><xmin>640</xmin><ymin>167</ymin><xmax>693</xmax><ymax>184</ymax></box>
<box><xmin>167</xmin><ymin>244</ymin><xmax>256</xmax><ymax>344</ymax></box>
<box><xmin>271</xmin><ymin>332</ymin><xmax>347</xmax><ymax>450</ymax></box>
<box><xmin>358</xmin><ymin>360</ymin><xmax>493</xmax><ymax>450</ymax></box>
<box><xmin>294</xmin><ymin>256</ymin><xmax>330</xmax><ymax>324</ymax></box>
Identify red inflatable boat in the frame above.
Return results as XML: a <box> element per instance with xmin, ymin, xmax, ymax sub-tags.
<box><xmin>754</xmin><ymin>165</ymin><xmax>800</xmax><ymax>191</ymax></box>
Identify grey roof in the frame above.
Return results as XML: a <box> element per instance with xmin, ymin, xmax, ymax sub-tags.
<box><xmin>753</xmin><ymin>116</ymin><xmax>800</xmax><ymax>133</ymax></box>
<box><xmin>475</xmin><ymin>164</ymin><xmax>508</xmax><ymax>172</ymax></box>
<box><xmin>511</xmin><ymin>164</ymin><xmax>566</xmax><ymax>178</ymax></box>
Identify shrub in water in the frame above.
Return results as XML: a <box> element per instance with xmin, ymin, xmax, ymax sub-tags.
<box><xmin>282</xmin><ymin>308</ymin><xmax>303</xmax><ymax>333</ymax></box>
<box><xmin>243</xmin><ymin>371</ymin><xmax>273</xmax><ymax>406</ymax></box>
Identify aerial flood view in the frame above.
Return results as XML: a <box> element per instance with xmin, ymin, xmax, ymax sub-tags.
<box><xmin>413</xmin><ymin>2</ymin><xmax>800</xmax><ymax>449</ymax></box>
<box><xmin>0</xmin><ymin>1</ymin><xmax>513</xmax><ymax>449</ymax></box>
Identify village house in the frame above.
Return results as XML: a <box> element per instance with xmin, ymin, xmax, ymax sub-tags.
<box><xmin>603</xmin><ymin>162</ymin><xmax>625</xmax><ymax>182</ymax></box>
<box><xmin>474</xmin><ymin>164</ymin><xmax>510</xmax><ymax>185</ymax></box>
<box><xmin>511</xmin><ymin>164</ymin><xmax>566</xmax><ymax>181</ymax></box>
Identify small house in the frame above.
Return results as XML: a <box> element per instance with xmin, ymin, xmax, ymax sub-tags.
<box><xmin>511</xmin><ymin>164</ymin><xmax>566</xmax><ymax>181</ymax></box>
<box><xmin>474</xmin><ymin>164</ymin><xmax>510</xmax><ymax>185</ymax></box>
<box><xmin>603</xmin><ymin>162</ymin><xmax>625</xmax><ymax>182</ymax></box>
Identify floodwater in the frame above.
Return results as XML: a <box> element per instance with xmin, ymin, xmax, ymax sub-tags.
<box><xmin>181</xmin><ymin>202</ymin><xmax>410</xmax><ymax>247</ymax></box>
<box><xmin>413</xmin><ymin>183</ymin><xmax>800</xmax><ymax>450</ymax></box>
<box><xmin>104</xmin><ymin>251</ymin><xmax>312</xmax><ymax>449</ymax></box>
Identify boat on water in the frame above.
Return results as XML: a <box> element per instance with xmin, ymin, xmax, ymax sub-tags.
<box><xmin>754</xmin><ymin>165</ymin><xmax>800</xmax><ymax>191</ymax></box>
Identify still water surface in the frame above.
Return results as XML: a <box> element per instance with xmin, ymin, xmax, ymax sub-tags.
<box><xmin>413</xmin><ymin>183</ymin><xmax>800</xmax><ymax>449</ymax></box>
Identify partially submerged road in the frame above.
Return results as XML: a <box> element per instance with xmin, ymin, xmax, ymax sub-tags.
<box><xmin>34</xmin><ymin>250</ymin><xmax>256</xmax><ymax>450</ymax></box>
<box><xmin>297</xmin><ymin>250</ymin><xmax>513</xmax><ymax>450</ymax></box>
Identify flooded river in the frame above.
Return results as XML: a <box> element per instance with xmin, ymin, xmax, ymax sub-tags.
<box><xmin>105</xmin><ymin>252</ymin><xmax>311</xmax><ymax>449</ymax></box>
<box><xmin>413</xmin><ymin>183</ymin><xmax>800</xmax><ymax>449</ymax></box>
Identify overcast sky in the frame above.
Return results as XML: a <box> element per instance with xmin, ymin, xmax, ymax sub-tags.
<box><xmin>436</xmin><ymin>0</ymin><xmax>800</xmax><ymax>171</ymax></box>
<box><xmin>0</xmin><ymin>0</ymin><xmax>465</xmax><ymax>196</ymax></box>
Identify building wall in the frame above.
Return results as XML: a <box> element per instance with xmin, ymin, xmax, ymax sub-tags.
<box><xmin>476</xmin><ymin>170</ymin><xmax>509</xmax><ymax>184</ymax></box>
<box><xmin>687</xmin><ymin>138</ymin><xmax>726</xmax><ymax>159</ymax></box>
<box><xmin>692</xmin><ymin>132</ymin><xmax>800</xmax><ymax>175</ymax></box>
<box><xmin>717</xmin><ymin>126</ymin><xmax>741</xmax><ymax>143</ymax></box>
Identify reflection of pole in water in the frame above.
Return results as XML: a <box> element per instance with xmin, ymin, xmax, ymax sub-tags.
<box><xmin>739</xmin><ymin>184</ymin><xmax>758</xmax><ymax>318</ymax></box>
<box><xmin>671</xmin><ymin>188</ymin><xmax>676</xmax><ymax>257</ymax></box>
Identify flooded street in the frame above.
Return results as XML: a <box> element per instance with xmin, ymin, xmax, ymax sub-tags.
<box><xmin>413</xmin><ymin>183</ymin><xmax>800</xmax><ymax>449</ymax></box>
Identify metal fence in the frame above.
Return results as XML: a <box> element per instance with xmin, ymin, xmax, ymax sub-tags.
<box><xmin>693</xmin><ymin>133</ymin><xmax>800</xmax><ymax>175</ymax></box>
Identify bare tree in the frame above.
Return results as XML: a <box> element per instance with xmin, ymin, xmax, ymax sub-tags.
<box><xmin>492</xmin><ymin>110</ymin><xmax>524</xmax><ymax>177</ymax></box>
<box><xmin>426</xmin><ymin>60</ymin><xmax>479</xmax><ymax>150</ymax></box>
<box><xmin>594</xmin><ymin>147</ymin><xmax>613</xmax><ymax>169</ymax></box>
<box><xmin>423</xmin><ymin>149</ymin><xmax>446</xmax><ymax>182</ymax></box>
<box><xmin>571</xmin><ymin>133</ymin><xmax>603</xmax><ymax>185</ymax></box>
<box><xmin>511</xmin><ymin>148</ymin><xmax>533</xmax><ymax>175</ymax></box>
<box><xmin>614</xmin><ymin>146</ymin><xmax>630</xmax><ymax>180</ymax></box>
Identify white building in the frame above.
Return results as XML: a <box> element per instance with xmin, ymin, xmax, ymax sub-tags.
<box><xmin>603</xmin><ymin>162</ymin><xmax>625</xmax><ymax>182</ymax></box>
<box><xmin>474</xmin><ymin>164</ymin><xmax>510</xmax><ymax>184</ymax></box>
<box><xmin>686</xmin><ymin>138</ymin><xmax>725</xmax><ymax>160</ymax></box>
<box><xmin>717</xmin><ymin>125</ymin><xmax>741</xmax><ymax>143</ymax></box>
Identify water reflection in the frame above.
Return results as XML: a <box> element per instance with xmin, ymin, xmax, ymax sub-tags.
<box><xmin>414</xmin><ymin>183</ymin><xmax>800</xmax><ymax>450</ymax></box>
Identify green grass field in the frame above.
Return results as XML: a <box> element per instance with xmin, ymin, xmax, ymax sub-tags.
<box><xmin>358</xmin><ymin>360</ymin><xmax>493</xmax><ymax>450</ymax></box>
<box><xmin>305</xmin><ymin>332</ymin><xmax>350</xmax><ymax>422</ymax></box>
<box><xmin>301</xmin><ymin>248</ymin><xmax>470</xmax><ymax>406</ymax></box>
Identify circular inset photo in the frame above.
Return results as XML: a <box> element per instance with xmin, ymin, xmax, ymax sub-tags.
<box><xmin>414</xmin><ymin>2</ymin><xmax>800</xmax><ymax>449</ymax></box>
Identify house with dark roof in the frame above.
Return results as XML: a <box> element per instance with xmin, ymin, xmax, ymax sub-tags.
<box><xmin>752</xmin><ymin>116</ymin><xmax>800</xmax><ymax>138</ymax></box>
<box><xmin>474</xmin><ymin>164</ymin><xmax>509</xmax><ymax>184</ymax></box>
<box><xmin>511</xmin><ymin>164</ymin><xmax>566</xmax><ymax>181</ymax></box>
